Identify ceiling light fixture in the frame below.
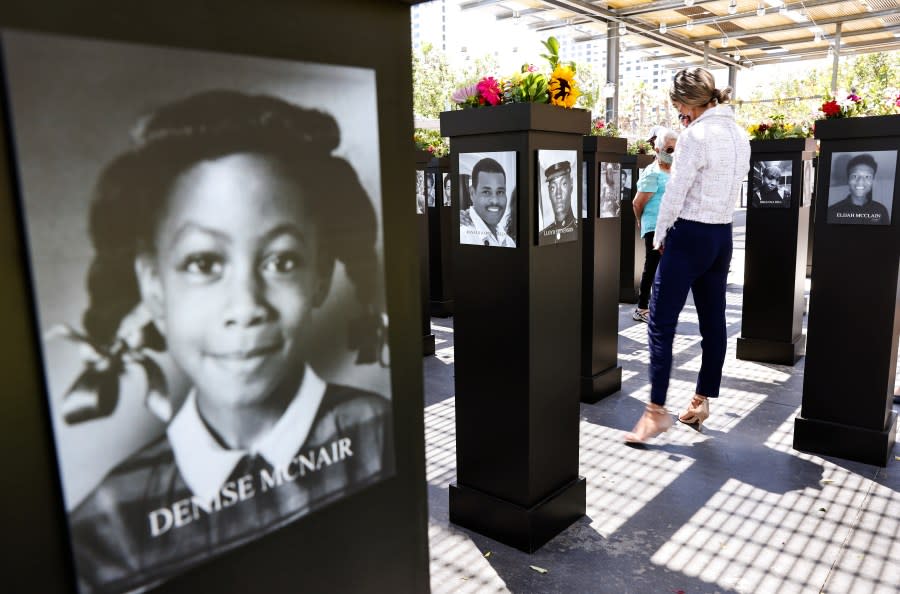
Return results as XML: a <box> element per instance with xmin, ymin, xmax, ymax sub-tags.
<box><xmin>722</xmin><ymin>36</ymin><xmax>729</xmax><ymax>47</ymax></box>
<box><xmin>827</xmin><ymin>45</ymin><xmax>834</xmax><ymax>59</ymax></box>
<box><xmin>757</xmin><ymin>1</ymin><xmax>766</xmax><ymax>16</ymax></box>
<box><xmin>686</xmin><ymin>18</ymin><xmax>694</xmax><ymax>30</ymax></box>
<box><xmin>779</xmin><ymin>4</ymin><xmax>789</xmax><ymax>15</ymax></box>
<box><xmin>728</xmin><ymin>0</ymin><xmax>738</xmax><ymax>14</ymax></box>
<box><xmin>659</xmin><ymin>22</ymin><xmax>668</xmax><ymax>34</ymax></box>
<box><xmin>684</xmin><ymin>0</ymin><xmax>695</xmax><ymax>6</ymax></box>
<box><xmin>619</xmin><ymin>22</ymin><xmax>628</xmax><ymax>36</ymax></box>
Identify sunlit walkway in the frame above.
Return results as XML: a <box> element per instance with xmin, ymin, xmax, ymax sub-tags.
<box><xmin>423</xmin><ymin>210</ymin><xmax>900</xmax><ymax>594</ymax></box>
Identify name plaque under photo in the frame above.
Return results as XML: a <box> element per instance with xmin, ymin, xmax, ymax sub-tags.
<box><xmin>795</xmin><ymin>115</ymin><xmax>900</xmax><ymax>466</ymax></box>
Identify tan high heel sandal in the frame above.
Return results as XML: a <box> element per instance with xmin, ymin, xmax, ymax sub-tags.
<box><xmin>678</xmin><ymin>394</ymin><xmax>709</xmax><ymax>430</ymax></box>
<box><xmin>624</xmin><ymin>403</ymin><xmax>674</xmax><ymax>444</ymax></box>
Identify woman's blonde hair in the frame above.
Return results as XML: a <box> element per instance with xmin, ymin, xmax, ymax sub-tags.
<box><xmin>669</xmin><ymin>67</ymin><xmax>732</xmax><ymax>107</ymax></box>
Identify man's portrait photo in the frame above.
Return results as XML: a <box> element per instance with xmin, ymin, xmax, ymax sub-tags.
<box><xmin>621</xmin><ymin>167</ymin><xmax>633</xmax><ymax>204</ymax></box>
<box><xmin>426</xmin><ymin>171</ymin><xmax>436</xmax><ymax>208</ymax></box>
<box><xmin>3</xmin><ymin>30</ymin><xmax>395</xmax><ymax>594</ymax></box>
<box><xmin>442</xmin><ymin>172</ymin><xmax>452</xmax><ymax>207</ymax></box>
<box><xmin>581</xmin><ymin>161</ymin><xmax>589</xmax><ymax>219</ymax></box>
<box><xmin>459</xmin><ymin>151</ymin><xmax>517</xmax><ymax>248</ymax></box>
<box><xmin>537</xmin><ymin>150</ymin><xmax>578</xmax><ymax>246</ymax></box>
<box><xmin>416</xmin><ymin>169</ymin><xmax>426</xmax><ymax>214</ymax></box>
<box><xmin>598</xmin><ymin>161</ymin><xmax>621</xmax><ymax>218</ymax></box>
<box><xmin>827</xmin><ymin>150</ymin><xmax>897</xmax><ymax>225</ymax></box>
<box><xmin>751</xmin><ymin>160</ymin><xmax>792</xmax><ymax>208</ymax></box>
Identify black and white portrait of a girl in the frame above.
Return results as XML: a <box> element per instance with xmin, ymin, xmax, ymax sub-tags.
<box><xmin>3</xmin><ymin>31</ymin><xmax>394</xmax><ymax>594</ymax></box>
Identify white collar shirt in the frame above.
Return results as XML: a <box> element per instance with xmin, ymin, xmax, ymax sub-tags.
<box><xmin>653</xmin><ymin>104</ymin><xmax>751</xmax><ymax>248</ymax></box>
<box><xmin>166</xmin><ymin>365</ymin><xmax>327</xmax><ymax>502</ymax></box>
<box><xmin>460</xmin><ymin>206</ymin><xmax>515</xmax><ymax>247</ymax></box>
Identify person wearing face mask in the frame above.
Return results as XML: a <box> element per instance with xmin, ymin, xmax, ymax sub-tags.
<box><xmin>827</xmin><ymin>153</ymin><xmax>888</xmax><ymax>225</ymax></box>
<box><xmin>625</xmin><ymin>67</ymin><xmax>751</xmax><ymax>444</ymax></box>
<box><xmin>631</xmin><ymin>127</ymin><xmax>678</xmax><ymax>324</ymax></box>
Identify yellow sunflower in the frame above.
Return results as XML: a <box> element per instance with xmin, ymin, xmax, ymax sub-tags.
<box><xmin>548</xmin><ymin>65</ymin><xmax>580</xmax><ymax>108</ymax></box>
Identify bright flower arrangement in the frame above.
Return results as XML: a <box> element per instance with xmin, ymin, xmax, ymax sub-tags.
<box><xmin>451</xmin><ymin>37</ymin><xmax>580</xmax><ymax>110</ymax></box>
<box><xmin>589</xmin><ymin>116</ymin><xmax>620</xmax><ymax>138</ymax></box>
<box><xmin>819</xmin><ymin>91</ymin><xmax>866</xmax><ymax>119</ymax></box>
<box><xmin>747</xmin><ymin>114</ymin><xmax>812</xmax><ymax>141</ymax></box>
<box><xmin>627</xmin><ymin>139</ymin><xmax>654</xmax><ymax>156</ymax></box>
<box><xmin>414</xmin><ymin>128</ymin><xmax>449</xmax><ymax>157</ymax></box>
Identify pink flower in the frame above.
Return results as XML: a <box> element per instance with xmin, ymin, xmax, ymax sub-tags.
<box><xmin>895</xmin><ymin>94</ymin><xmax>900</xmax><ymax>108</ymax></box>
<box><xmin>451</xmin><ymin>83</ymin><xmax>479</xmax><ymax>104</ymax></box>
<box><xmin>525</xmin><ymin>64</ymin><xmax>538</xmax><ymax>73</ymax></box>
<box><xmin>848</xmin><ymin>93</ymin><xmax>861</xmax><ymax>103</ymax></box>
<box><xmin>476</xmin><ymin>77</ymin><xmax>502</xmax><ymax>106</ymax></box>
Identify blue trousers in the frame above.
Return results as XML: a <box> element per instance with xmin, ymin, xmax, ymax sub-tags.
<box><xmin>648</xmin><ymin>219</ymin><xmax>732</xmax><ymax>406</ymax></box>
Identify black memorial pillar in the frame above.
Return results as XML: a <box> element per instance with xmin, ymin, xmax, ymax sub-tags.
<box><xmin>795</xmin><ymin>115</ymin><xmax>900</xmax><ymax>466</ymax></box>
<box><xmin>737</xmin><ymin>138</ymin><xmax>814</xmax><ymax>365</ymax></box>
<box><xmin>416</xmin><ymin>151</ymin><xmax>436</xmax><ymax>355</ymax></box>
<box><xmin>426</xmin><ymin>156</ymin><xmax>454</xmax><ymax>317</ymax></box>
<box><xmin>806</xmin><ymin>156</ymin><xmax>819</xmax><ymax>278</ymax></box>
<box><xmin>0</xmin><ymin>2</ymin><xmax>431</xmax><ymax>593</ymax></box>
<box><xmin>441</xmin><ymin>103</ymin><xmax>588</xmax><ymax>553</ymax></box>
<box><xmin>581</xmin><ymin>136</ymin><xmax>626</xmax><ymax>402</ymax></box>
<box><xmin>618</xmin><ymin>153</ymin><xmax>655</xmax><ymax>303</ymax></box>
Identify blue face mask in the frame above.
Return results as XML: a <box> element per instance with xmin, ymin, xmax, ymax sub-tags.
<box><xmin>658</xmin><ymin>150</ymin><xmax>674</xmax><ymax>164</ymax></box>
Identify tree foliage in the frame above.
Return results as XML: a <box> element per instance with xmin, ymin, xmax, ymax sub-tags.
<box><xmin>412</xmin><ymin>43</ymin><xmax>456</xmax><ymax>118</ymax></box>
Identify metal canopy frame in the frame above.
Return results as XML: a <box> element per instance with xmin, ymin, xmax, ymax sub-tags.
<box><xmin>462</xmin><ymin>0</ymin><xmax>900</xmax><ymax>70</ymax></box>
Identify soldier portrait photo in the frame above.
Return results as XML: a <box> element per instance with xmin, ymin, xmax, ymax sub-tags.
<box><xmin>537</xmin><ymin>150</ymin><xmax>578</xmax><ymax>246</ymax></box>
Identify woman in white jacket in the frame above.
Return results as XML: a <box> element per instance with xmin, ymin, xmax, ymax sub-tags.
<box><xmin>625</xmin><ymin>67</ymin><xmax>751</xmax><ymax>444</ymax></box>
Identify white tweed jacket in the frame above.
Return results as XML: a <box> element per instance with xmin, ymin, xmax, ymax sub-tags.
<box><xmin>653</xmin><ymin>104</ymin><xmax>751</xmax><ymax>248</ymax></box>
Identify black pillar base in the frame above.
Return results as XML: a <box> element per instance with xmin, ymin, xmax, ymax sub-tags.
<box><xmin>580</xmin><ymin>365</ymin><xmax>622</xmax><ymax>403</ymax></box>
<box><xmin>793</xmin><ymin>412</ymin><xmax>897</xmax><ymax>467</ymax></box>
<box><xmin>736</xmin><ymin>336</ymin><xmax>804</xmax><ymax>366</ymax></box>
<box><xmin>429</xmin><ymin>299</ymin><xmax>454</xmax><ymax>318</ymax></box>
<box><xmin>423</xmin><ymin>333</ymin><xmax>435</xmax><ymax>356</ymax></box>
<box><xmin>449</xmin><ymin>477</ymin><xmax>586</xmax><ymax>553</ymax></box>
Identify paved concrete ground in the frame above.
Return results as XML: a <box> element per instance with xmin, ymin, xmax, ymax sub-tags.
<box><xmin>423</xmin><ymin>210</ymin><xmax>900</xmax><ymax>593</ymax></box>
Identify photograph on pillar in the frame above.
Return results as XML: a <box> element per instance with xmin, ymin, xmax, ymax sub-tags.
<box><xmin>750</xmin><ymin>160</ymin><xmax>793</xmax><ymax>208</ymax></box>
<box><xmin>442</xmin><ymin>172</ymin><xmax>452</xmax><ymax>207</ymax></box>
<box><xmin>826</xmin><ymin>150</ymin><xmax>897</xmax><ymax>225</ymax></box>
<box><xmin>802</xmin><ymin>159</ymin><xmax>815</xmax><ymax>207</ymax></box>
<box><xmin>582</xmin><ymin>161</ymin><xmax>589</xmax><ymax>219</ymax></box>
<box><xmin>537</xmin><ymin>149</ymin><xmax>579</xmax><ymax>245</ymax></box>
<box><xmin>458</xmin><ymin>151</ymin><xmax>517</xmax><ymax>247</ymax></box>
<box><xmin>620</xmin><ymin>167</ymin><xmax>632</xmax><ymax>203</ymax></box>
<box><xmin>598</xmin><ymin>161</ymin><xmax>622</xmax><ymax>218</ymax></box>
<box><xmin>426</xmin><ymin>172</ymin><xmax>436</xmax><ymax>208</ymax></box>
<box><xmin>416</xmin><ymin>169</ymin><xmax>426</xmax><ymax>214</ymax></box>
<box><xmin>2</xmin><ymin>30</ymin><xmax>395</xmax><ymax>594</ymax></box>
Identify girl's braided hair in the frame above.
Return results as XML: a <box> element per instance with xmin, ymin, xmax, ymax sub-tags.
<box><xmin>83</xmin><ymin>90</ymin><xmax>381</xmax><ymax>361</ymax></box>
